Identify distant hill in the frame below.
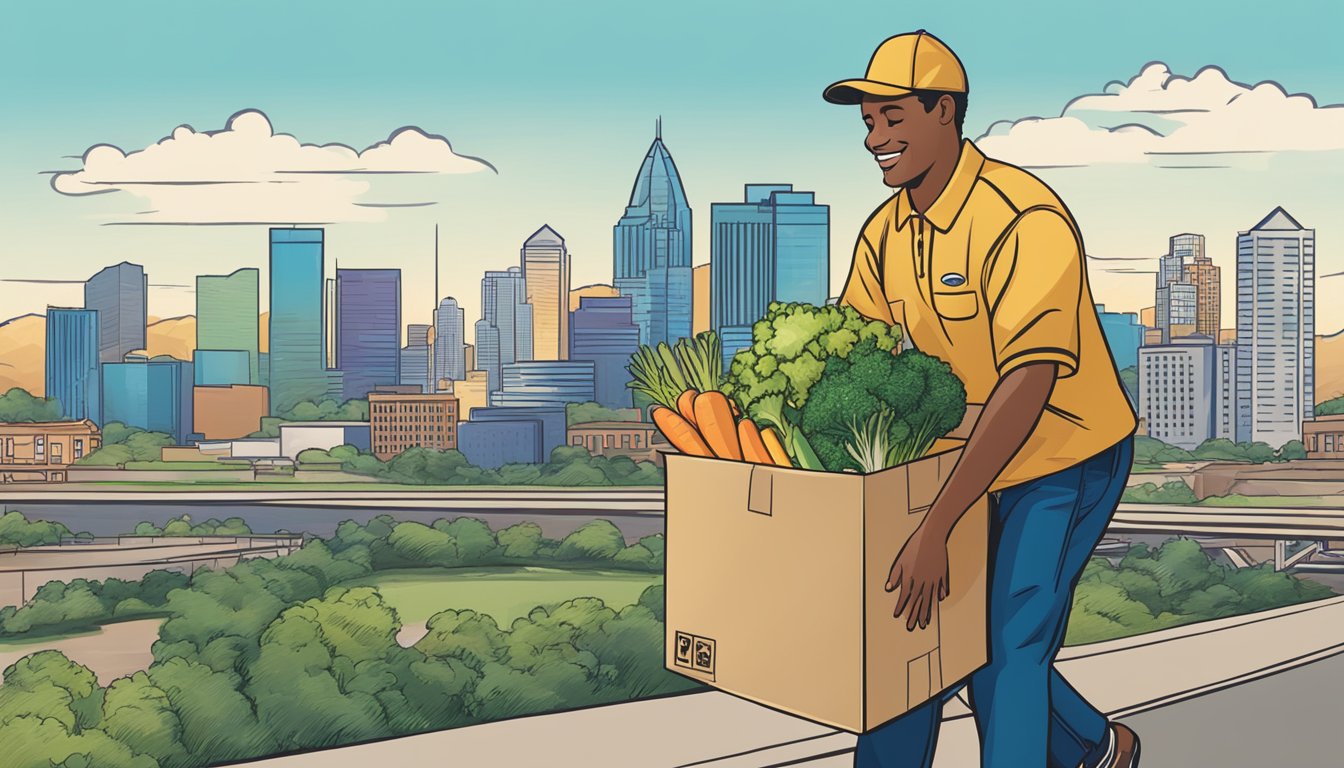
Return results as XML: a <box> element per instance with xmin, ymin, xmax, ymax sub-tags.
<box><xmin>568</xmin><ymin>284</ymin><xmax>619</xmax><ymax>313</ymax></box>
<box><xmin>1318</xmin><ymin>330</ymin><xmax>1344</xmax><ymax>403</ymax></box>
<box><xmin>0</xmin><ymin>314</ymin><xmax>47</xmax><ymax>395</ymax></box>
<box><xmin>146</xmin><ymin>315</ymin><xmax>196</xmax><ymax>361</ymax></box>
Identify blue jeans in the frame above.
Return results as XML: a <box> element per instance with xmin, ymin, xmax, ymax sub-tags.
<box><xmin>855</xmin><ymin>436</ymin><xmax>1134</xmax><ymax>768</ymax></box>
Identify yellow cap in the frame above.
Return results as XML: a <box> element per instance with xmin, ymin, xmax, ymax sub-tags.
<box><xmin>823</xmin><ymin>30</ymin><xmax>968</xmax><ymax>104</ymax></box>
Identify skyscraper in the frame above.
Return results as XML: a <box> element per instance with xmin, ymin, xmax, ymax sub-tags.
<box><xmin>400</xmin><ymin>323</ymin><xmax>432</xmax><ymax>393</ymax></box>
<box><xmin>101</xmin><ymin>356</ymin><xmax>194</xmax><ymax>444</ymax></box>
<box><xmin>569</xmin><ymin>296</ymin><xmax>640</xmax><ymax>409</ymax></box>
<box><xmin>1235</xmin><ymin>208</ymin><xmax>1315</xmax><ymax>447</ymax></box>
<box><xmin>433</xmin><ymin>297</ymin><xmax>466</xmax><ymax>384</ymax></box>
<box><xmin>45</xmin><ymin>308</ymin><xmax>101</xmax><ymax>423</ymax></box>
<box><xmin>476</xmin><ymin>267</ymin><xmax>532</xmax><ymax>393</ymax></box>
<box><xmin>84</xmin><ymin>262</ymin><xmax>147</xmax><ymax>364</ymax></box>
<box><xmin>1183</xmin><ymin>255</ymin><xmax>1221</xmax><ymax>338</ymax></box>
<box><xmin>614</xmin><ymin>124</ymin><xmax>693</xmax><ymax>348</ymax></box>
<box><xmin>521</xmin><ymin>225</ymin><xmax>571</xmax><ymax>361</ymax></box>
<box><xmin>196</xmin><ymin>267</ymin><xmax>260</xmax><ymax>384</ymax></box>
<box><xmin>1155</xmin><ymin>233</ymin><xmax>1204</xmax><ymax>343</ymax></box>
<box><xmin>711</xmin><ymin>184</ymin><xmax>829</xmax><ymax>362</ymax></box>
<box><xmin>1138</xmin><ymin>335</ymin><xmax>1236</xmax><ymax>450</ymax></box>
<box><xmin>1096</xmin><ymin>304</ymin><xmax>1145</xmax><ymax>371</ymax></box>
<box><xmin>268</xmin><ymin>228</ymin><xmax>329</xmax><ymax>414</ymax></box>
<box><xmin>335</xmin><ymin>268</ymin><xmax>401</xmax><ymax>401</ymax></box>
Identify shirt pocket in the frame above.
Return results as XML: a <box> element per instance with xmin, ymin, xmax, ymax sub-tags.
<box><xmin>931</xmin><ymin>290</ymin><xmax>980</xmax><ymax>321</ymax></box>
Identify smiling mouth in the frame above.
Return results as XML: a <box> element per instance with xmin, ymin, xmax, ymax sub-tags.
<box><xmin>874</xmin><ymin>151</ymin><xmax>903</xmax><ymax>171</ymax></box>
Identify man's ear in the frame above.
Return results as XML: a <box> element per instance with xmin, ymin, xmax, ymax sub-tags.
<box><xmin>939</xmin><ymin>94</ymin><xmax>957</xmax><ymax>127</ymax></box>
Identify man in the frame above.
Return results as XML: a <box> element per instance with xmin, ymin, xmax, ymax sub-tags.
<box><xmin>825</xmin><ymin>31</ymin><xmax>1141</xmax><ymax>768</ymax></box>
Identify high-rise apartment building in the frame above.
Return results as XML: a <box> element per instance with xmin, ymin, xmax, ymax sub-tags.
<box><xmin>84</xmin><ymin>262</ymin><xmax>147</xmax><ymax>364</ymax></box>
<box><xmin>268</xmin><ymin>228</ymin><xmax>329</xmax><ymax>414</ymax></box>
<box><xmin>335</xmin><ymin>268</ymin><xmax>401</xmax><ymax>401</ymax></box>
<box><xmin>196</xmin><ymin>267</ymin><xmax>260</xmax><ymax>384</ymax></box>
<box><xmin>521</xmin><ymin>225</ymin><xmax>571</xmax><ymax>361</ymax></box>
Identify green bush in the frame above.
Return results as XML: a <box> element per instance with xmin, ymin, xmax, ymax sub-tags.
<box><xmin>1066</xmin><ymin>538</ymin><xmax>1334</xmax><ymax>645</ymax></box>
<box><xmin>0</xmin><ymin>388</ymin><xmax>62</xmax><ymax>422</ymax></box>
<box><xmin>1121</xmin><ymin>480</ymin><xmax>1197</xmax><ymax>504</ymax></box>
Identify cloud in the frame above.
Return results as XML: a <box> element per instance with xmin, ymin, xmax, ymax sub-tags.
<box><xmin>49</xmin><ymin>109</ymin><xmax>496</xmax><ymax>225</ymax></box>
<box><xmin>0</xmin><ymin>278</ymin><xmax>84</xmax><ymax>285</ymax></box>
<box><xmin>977</xmin><ymin>63</ymin><xmax>1344</xmax><ymax>168</ymax></box>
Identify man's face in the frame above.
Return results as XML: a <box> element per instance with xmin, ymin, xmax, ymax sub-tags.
<box><xmin>861</xmin><ymin>94</ymin><xmax>953</xmax><ymax>188</ymax></box>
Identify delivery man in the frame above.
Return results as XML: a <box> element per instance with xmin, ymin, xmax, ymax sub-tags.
<box><xmin>826</xmin><ymin>31</ymin><xmax>1140</xmax><ymax>768</ymax></box>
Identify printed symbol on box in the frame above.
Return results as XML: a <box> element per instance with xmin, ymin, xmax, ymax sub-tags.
<box><xmin>674</xmin><ymin>631</ymin><xmax>694</xmax><ymax>668</ymax></box>
<box><xmin>692</xmin><ymin>636</ymin><xmax>716</xmax><ymax>675</ymax></box>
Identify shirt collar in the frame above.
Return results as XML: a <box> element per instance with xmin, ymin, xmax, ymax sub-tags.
<box><xmin>893</xmin><ymin>139</ymin><xmax>985</xmax><ymax>233</ymax></box>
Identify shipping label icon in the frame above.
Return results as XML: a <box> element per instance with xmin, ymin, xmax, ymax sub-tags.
<box><xmin>674</xmin><ymin>630</ymin><xmax>716</xmax><ymax>678</ymax></box>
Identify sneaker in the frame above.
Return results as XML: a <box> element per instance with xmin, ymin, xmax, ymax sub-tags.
<box><xmin>1087</xmin><ymin>722</ymin><xmax>1141</xmax><ymax>768</ymax></box>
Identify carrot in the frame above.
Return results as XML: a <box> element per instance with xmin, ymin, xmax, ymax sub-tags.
<box><xmin>737</xmin><ymin>419</ymin><xmax>773</xmax><ymax>465</ymax></box>
<box><xmin>761</xmin><ymin>427</ymin><xmax>793</xmax><ymax>467</ymax></box>
<box><xmin>652</xmin><ymin>406</ymin><xmax>714</xmax><ymax>457</ymax></box>
<box><xmin>692</xmin><ymin>391</ymin><xmax>742</xmax><ymax>460</ymax></box>
<box><xmin>729</xmin><ymin>399</ymin><xmax>741</xmax><ymax>418</ymax></box>
<box><xmin>676</xmin><ymin>389</ymin><xmax>699</xmax><ymax>426</ymax></box>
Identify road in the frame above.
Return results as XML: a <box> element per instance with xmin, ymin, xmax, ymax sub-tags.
<box><xmin>1121</xmin><ymin>650</ymin><xmax>1342</xmax><ymax>768</ymax></box>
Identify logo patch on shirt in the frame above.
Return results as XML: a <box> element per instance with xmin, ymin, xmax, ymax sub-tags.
<box><xmin>940</xmin><ymin>272</ymin><xmax>967</xmax><ymax>287</ymax></box>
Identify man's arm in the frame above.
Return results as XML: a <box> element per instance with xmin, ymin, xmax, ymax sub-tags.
<box><xmin>923</xmin><ymin>361</ymin><xmax>1056</xmax><ymax>540</ymax></box>
<box><xmin>887</xmin><ymin>207</ymin><xmax>1083</xmax><ymax>630</ymax></box>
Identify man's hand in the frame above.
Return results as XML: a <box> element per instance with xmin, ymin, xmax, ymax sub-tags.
<box><xmin>886</xmin><ymin>520</ymin><xmax>951</xmax><ymax>631</ymax></box>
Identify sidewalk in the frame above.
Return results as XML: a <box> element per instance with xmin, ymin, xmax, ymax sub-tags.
<box><xmin>243</xmin><ymin>595</ymin><xmax>1344</xmax><ymax>767</ymax></box>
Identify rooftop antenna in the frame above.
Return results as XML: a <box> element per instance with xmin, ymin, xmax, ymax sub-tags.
<box><xmin>434</xmin><ymin>224</ymin><xmax>440</xmax><ymax>307</ymax></box>
<box><xmin>656</xmin><ymin>116</ymin><xmax>662</xmax><ymax>140</ymax></box>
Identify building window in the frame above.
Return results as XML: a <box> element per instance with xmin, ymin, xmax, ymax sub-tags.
<box><xmin>74</xmin><ymin>439</ymin><xmax>84</xmax><ymax>459</ymax></box>
<box><xmin>36</xmin><ymin>436</ymin><xmax>45</xmax><ymax>457</ymax></box>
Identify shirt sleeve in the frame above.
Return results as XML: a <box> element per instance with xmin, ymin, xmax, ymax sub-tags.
<box><xmin>838</xmin><ymin>234</ymin><xmax>893</xmax><ymax>324</ymax></box>
<box><xmin>982</xmin><ymin>208</ymin><xmax>1083</xmax><ymax>378</ymax></box>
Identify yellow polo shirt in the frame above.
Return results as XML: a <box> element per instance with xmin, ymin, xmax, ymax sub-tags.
<box><xmin>840</xmin><ymin>139</ymin><xmax>1136</xmax><ymax>491</ymax></box>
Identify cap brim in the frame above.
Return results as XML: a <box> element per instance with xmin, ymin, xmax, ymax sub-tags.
<box><xmin>822</xmin><ymin>79</ymin><xmax>916</xmax><ymax>105</ymax></box>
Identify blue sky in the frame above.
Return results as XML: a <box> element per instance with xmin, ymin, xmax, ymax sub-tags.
<box><xmin>2</xmin><ymin>0</ymin><xmax>1342</xmax><ymax>334</ymax></box>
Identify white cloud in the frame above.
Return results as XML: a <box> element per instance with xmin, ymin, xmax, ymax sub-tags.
<box><xmin>977</xmin><ymin>63</ymin><xmax>1344</xmax><ymax>168</ymax></box>
<box><xmin>50</xmin><ymin>109</ymin><xmax>496</xmax><ymax>224</ymax></box>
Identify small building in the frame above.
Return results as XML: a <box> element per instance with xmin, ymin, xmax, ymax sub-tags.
<box><xmin>368</xmin><ymin>391</ymin><xmax>459</xmax><ymax>461</ymax></box>
<box><xmin>1304</xmin><ymin>416</ymin><xmax>1344</xmax><ymax>459</ymax></box>
<box><xmin>458</xmin><ymin>420</ymin><xmax>542</xmax><ymax>469</ymax></box>
<box><xmin>194</xmin><ymin>384</ymin><xmax>269</xmax><ymax>440</ymax></box>
<box><xmin>468</xmin><ymin>406</ymin><xmax>566</xmax><ymax>463</ymax></box>
<box><xmin>277</xmin><ymin>421</ymin><xmax>370</xmax><ymax>460</ymax></box>
<box><xmin>567</xmin><ymin>421</ymin><xmax>666</xmax><ymax>465</ymax></box>
<box><xmin>0</xmin><ymin>420</ymin><xmax>101</xmax><ymax>482</ymax></box>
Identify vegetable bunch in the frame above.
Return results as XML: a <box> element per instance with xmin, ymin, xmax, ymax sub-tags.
<box><xmin>627</xmin><ymin>331</ymin><xmax>722</xmax><ymax>410</ymax></box>
<box><xmin>722</xmin><ymin>302</ymin><xmax>903</xmax><ymax>470</ymax></box>
<box><xmin>650</xmin><ymin>389</ymin><xmax>793</xmax><ymax>467</ymax></box>
<box><xmin>798</xmin><ymin>338</ymin><xmax>967</xmax><ymax>473</ymax></box>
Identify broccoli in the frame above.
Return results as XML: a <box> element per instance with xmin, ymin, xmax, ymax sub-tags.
<box><xmin>722</xmin><ymin>302</ymin><xmax>902</xmax><ymax>466</ymax></box>
<box><xmin>798</xmin><ymin>338</ymin><xmax>967</xmax><ymax>472</ymax></box>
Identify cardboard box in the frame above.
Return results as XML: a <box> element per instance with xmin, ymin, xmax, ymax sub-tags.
<box><xmin>664</xmin><ymin>447</ymin><xmax>988</xmax><ymax>733</ymax></box>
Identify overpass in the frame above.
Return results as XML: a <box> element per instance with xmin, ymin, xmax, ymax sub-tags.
<box><xmin>0</xmin><ymin>534</ymin><xmax>304</xmax><ymax>605</ymax></box>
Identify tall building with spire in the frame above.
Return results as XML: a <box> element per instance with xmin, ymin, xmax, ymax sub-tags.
<box><xmin>433</xmin><ymin>297</ymin><xmax>466</xmax><ymax>385</ymax></box>
<box><xmin>521</xmin><ymin>225</ymin><xmax>570</xmax><ymax>361</ymax></box>
<box><xmin>1235</xmin><ymin>207</ymin><xmax>1314</xmax><ymax>447</ymax></box>
<box><xmin>614</xmin><ymin>120</ymin><xmax>692</xmax><ymax>347</ymax></box>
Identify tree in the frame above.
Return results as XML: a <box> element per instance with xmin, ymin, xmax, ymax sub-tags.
<box><xmin>1317</xmin><ymin>395</ymin><xmax>1344</xmax><ymax>417</ymax></box>
<box><xmin>566</xmin><ymin>401</ymin><xmax>641</xmax><ymax>426</ymax></box>
<box><xmin>1277</xmin><ymin>440</ymin><xmax>1307</xmax><ymax>461</ymax></box>
<box><xmin>554</xmin><ymin>520</ymin><xmax>626</xmax><ymax>561</ymax></box>
<box><xmin>99</xmin><ymin>672</ymin><xmax>187</xmax><ymax>766</ymax></box>
<box><xmin>0</xmin><ymin>388</ymin><xmax>62</xmax><ymax>422</ymax></box>
<box><xmin>0</xmin><ymin>510</ymin><xmax>73</xmax><ymax>547</ymax></box>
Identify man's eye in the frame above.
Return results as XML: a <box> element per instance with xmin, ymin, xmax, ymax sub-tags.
<box><xmin>887</xmin><ymin>119</ymin><xmax>902</xmax><ymax>127</ymax></box>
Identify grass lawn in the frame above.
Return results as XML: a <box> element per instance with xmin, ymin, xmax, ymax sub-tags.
<box><xmin>344</xmin><ymin>566</ymin><xmax>664</xmax><ymax>625</ymax></box>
